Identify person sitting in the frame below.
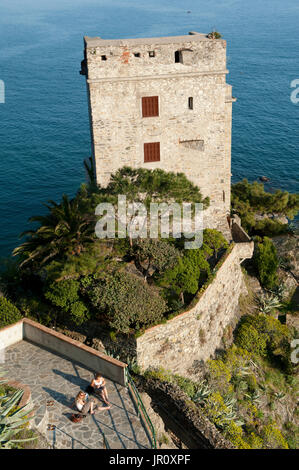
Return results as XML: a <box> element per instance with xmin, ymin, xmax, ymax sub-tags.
<box><xmin>90</xmin><ymin>373</ymin><xmax>110</xmax><ymax>406</ymax></box>
<box><xmin>72</xmin><ymin>391</ymin><xmax>96</xmax><ymax>416</ymax></box>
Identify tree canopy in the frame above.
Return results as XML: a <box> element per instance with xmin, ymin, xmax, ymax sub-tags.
<box><xmin>130</xmin><ymin>238</ymin><xmax>180</xmax><ymax>280</ymax></box>
<box><xmin>13</xmin><ymin>194</ymin><xmax>96</xmax><ymax>268</ymax></box>
<box><xmin>231</xmin><ymin>179</ymin><xmax>299</xmax><ymax>235</ymax></box>
<box><xmin>87</xmin><ymin>270</ymin><xmax>167</xmax><ymax>333</ymax></box>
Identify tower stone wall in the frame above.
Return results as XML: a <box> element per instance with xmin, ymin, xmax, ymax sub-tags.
<box><xmin>81</xmin><ymin>33</ymin><xmax>235</xmax><ymax>233</ymax></box>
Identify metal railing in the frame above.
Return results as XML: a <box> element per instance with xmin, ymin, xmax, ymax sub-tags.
<box><xmin>48</xmin><ymin>424</ymin><xmax>109</xmax><ymax>449</ymax></box>
<box><xmin>125</xmin><ymin>370</ymin><xmax>156</xmax><ymax>449</ymax></box>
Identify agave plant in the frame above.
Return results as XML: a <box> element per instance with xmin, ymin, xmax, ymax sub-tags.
<box><xmin>273</xmin><ymin>391</ymin><xmax>286</xmax><ymax>402</ymax></box>
<box><xmin>244</xmin><ymin>390</ymin><xmax>263</xmax><ymax>404</ymax></box>
<box><xmin>233</xmin><ymin>364</ymin><xmax>251</xmax><ymax>379</ymax></box>
<box><xmin>104</xmin><ymin>348</ymin><xmax>121</xmax><ymax>361</ymax></box>
<box><xmin>218</xmin><ymin>395</ymin><xmax>245</xmax><ymax>428</ymax></box>
<box><xmin>192</xmin><ymin>380</ymin><xmax>212</xmax><ymax>404</ymax></box>
<box><xmin>269</xmin><ymin>284</ymin><xmax>287</xmax><ymax>301</ymax></box>
<box><xmin>105</xmin><ymin>349</ymin><xmax>141</xmax><ymax>374</ymax></box>
<box><xmin>255</xmin><ymin>292</ymin><xmax>282</xmax><ymax>314</ymax></box>
<box><xmin>125</xmin><ymin>357</ymin><xmax>141</xmax><ymax>375</ymax></box>
<box><xmin>0</xmin><ymin>369</ymin><xmax>35</xmax><ymax>448</ymax></box>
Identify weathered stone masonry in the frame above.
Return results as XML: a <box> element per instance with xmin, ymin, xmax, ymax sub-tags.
<box><xmin>81</xmin><ymin>32</ymin><xmax>235</xmax><ymax>234</ymax></box>
<box><xmin>136</xmin><ymin>240</ymin><xmax>254</xmax><ymax>377</ymax></box>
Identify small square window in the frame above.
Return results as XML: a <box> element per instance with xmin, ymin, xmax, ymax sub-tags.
<box><xmin>134</xmin><ymin>53</ymin><xmax>141</xmax><ymax>58</ymax></box>
<box><xmin>142</xmin><ymin>96</ymin><xmax>159</xmax><ymax>118</ymax></box>
<box><xmin>144</xmin><ymin>142</ymin><xmax>160</xmax><ymax>162</ymax></box>
<box><xmin>101</xmin><ymin>55</ymin><xmax>107</xmax><ymax>61</ymax></box>
<box><xmin>149</xmin><ymin>51</ymin><xmax>155</xmax><ymax>58</ymax></box>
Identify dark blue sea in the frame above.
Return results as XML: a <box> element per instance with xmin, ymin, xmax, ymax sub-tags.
<box><xmin>0</xmin><ymin>0</ymin><xmax>298</xmax><ymax>259</ymax></box>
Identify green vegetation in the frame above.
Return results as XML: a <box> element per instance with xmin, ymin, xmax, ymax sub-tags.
<box><xmin>231</xmin><ymin>179</ymin><xmax>299</xmax><ymax>236</ymax></box>
<box><xmin>101</xmin><ymin>166</ymin><xmax>209</xmax><ymax>208</ymax></box>
<box><xmin>207</xmin><ymin>31</ymin><xmax>222</xmax><ymax>39</ymax></box>
<box><xmin>13</xmin><ymin>194</ymin><xmax>96</xmax><ymax>269</ymax></box>
<box><xmin>143</xmin><ymin>313</ymin><xmax>296</xmax><ymax>450</ymax></box>
<box><xmin>0</xmin><ymin>369</ymin><xmax>36</xmax><ymax>449</ymax></box>
<box><xmin>85</xmin><ymin>270</ymin><xmax>167</xmax><ymax>333</ymax></box>
<box><xmin>0</xmin><ymin>166</ymin><xmax>297</xmax><ymax>449</ymax></box>
<box><xmin>157</xmin><ymin>229</ymin><xmax>228</xmax><ymax>305</ymax></box>
<box><xmin>235</xmin><ymin>314</ymin><xmax>293</xmax><ymax>372</ymax></box>
<box><xmin>130</xmin><ymin>238</ymin><xmax>180</xmax><ymax>281</ymax></box>
<box><xmin>44</xmin><ymin>279</ymin><xmax>89</xmax><ymax>326</ymax></box>
<box><xmin>253</xmin><ymin>237</ymin><xmax>279</xmax><ymax>289</ymax></box>
<box><xmin>2</xmin><ymin>166</ymin><xmax>230</xmax><ymax>334</ymax></box>
<box><xmin>0</xmin><ymin>297</ymin><xmax>22</xmax><ymax>328</ymax></box>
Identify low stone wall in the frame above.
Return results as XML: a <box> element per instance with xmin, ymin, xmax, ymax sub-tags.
<box><xmin>136</xmin><ymin>241</ymin><xmax>254</xmax><ymax>377</ymax></box>
<box><xmin>136</xmin><ymin>376</ymin><xmax>234</xmax><ymax>449</ymax></box>
<box><xmin>23</xmin><ymin>319</ymin><xmax>127</xmax><ymax>386</ymax></box>
<box><xmin>0</xmin><ymin>320</ymin><xmax>23</xmax><ymax>350</ymax></box>
<box><xmin>0</xmin><ymin>319</ymin><xmax>128</xmax><ymax>386</ymax></box>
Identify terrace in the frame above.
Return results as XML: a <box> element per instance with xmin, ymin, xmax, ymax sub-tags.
<box><xmin>0</xmin><ymin>319</ymin><xmax>153</xmax><ymax>449</ymax></box>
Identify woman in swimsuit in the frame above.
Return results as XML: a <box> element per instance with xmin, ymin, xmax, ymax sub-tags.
<box><xmin>73</xmin><ymin>390</ymin><xmax>110</xmax><ymax>416</ymax></box>
<box><xmin>73</xmin><ymin>391</ymin><xmax>96</xmax><ymax>415</ymax></box>
<box><xmin>90</xmin><ymin>373</ymin><xmax>110</xmax><ymax>406</ymax></box>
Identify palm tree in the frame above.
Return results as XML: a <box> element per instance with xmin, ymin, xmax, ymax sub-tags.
<box><xmin>13</xmin><ymin>194</ymin><xmax>96</xmax><ymax>268</ymax></box>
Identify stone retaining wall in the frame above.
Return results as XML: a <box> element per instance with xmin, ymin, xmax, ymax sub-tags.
<box><xmin>136</xmin><ymin>376</ymin><xmax>234</xmax><ymax>449</ymax></box>
<box><xmin>136</xmin><ymin>241</ymin><xmax>253</xmax><ymax>376</ymax></box>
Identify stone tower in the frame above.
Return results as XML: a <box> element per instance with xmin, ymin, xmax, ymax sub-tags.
<box><xmin>80</xmin><ymin>32</ymin><xmax>235</xmax><ymax>234</ymax></box>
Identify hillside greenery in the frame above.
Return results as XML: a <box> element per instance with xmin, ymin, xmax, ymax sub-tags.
<box><xmin>0</xmin><ymin>168</ymin><xmax>298</xmax><ymax>449</ymax></box>
<box><xmin>1</xmin><ymin>167</ymin><xmax>227</xmax><ymax>334</ymax></box>
<box><xmin>143</xmin><ymin>306</ymin><xmax>298</xmax><ymax>449</ymax></box>
<box><xmin>231</xmin><ymin>179</ymin><xmax>299</xmax><ymax>236</ymax></box>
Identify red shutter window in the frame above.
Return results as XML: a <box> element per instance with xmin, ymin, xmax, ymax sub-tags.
<box><xmin>142</xmin><ymin>96</ymin><xmax>159</xmax><ymax>117</ymax></box>
<box><xmin>144</xmin><ymin>142</ymin><xmax>160</xmax><ymax>162</ymax></box>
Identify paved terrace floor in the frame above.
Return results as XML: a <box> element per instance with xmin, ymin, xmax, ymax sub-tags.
<box><xmin>4</xmin><ymin>341</ymin><xmax>151</xmax><ymax>449</ymax></box>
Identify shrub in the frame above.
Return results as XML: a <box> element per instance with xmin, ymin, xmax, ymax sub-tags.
<box><xmin>225</xmin><ymin>421</ymin><xmax>250</xmax><ymax>449</ymax></box>
<box><xmin>69</xmin><ymin>301</ymin><xmax>88</xmax><ymax>326</ymax></box>
<box><xmin>235</xmin><ymin>314</ymin><xmax>292</xmax><ymax>369</ymax></box>
<box><xmin>261</xmin><ymin>423</ymin><xmax>289</xmax><ymax>449</ymax></box>
<box><xmin>44</xmin><ymin>279</ymin><xmax>80</xmax><ymax>308</ymax></box>
<box><xmin>231</xmin><ymin>179</ymin><xmax>299</xmax><ymax>235</ymax></box>
<box><xmin>253</xmin><ymin>237</ymin><xmax>278</xmax><ymax>289</ymax></box>
<box><xmin>254</xmin><ymin>218</ymin><xmax>288</xmax><ymax>237</ymax></box>
<box><xmin>235</xmin><ymin>322</ymin><xmax>267</xmax><ymax>356</ymax></box>
<box><xmin>207</xmin><ymin>31</ymin><xmax>222</xmax><ymax>39</ymax></box>
<box><xmin>202</xmin><ymin>229</ymin><xmax>229</xmax><ymax>259</ymax></box>
<box><xmin>172</xmin><ymin>374</ymin><xmax>198</xmax><ymax>399</ymax></box>
<box><xmin>88</xmin><ymin>271</ymin><xmax>167</xmax><ymax>333</ymax></box>
<box><xmin>144</xmin><ymin>367</ymin><xmax>198</xmax><ymax>398</ymax></box>
<box><xmin>144</xmin><ymin>367</ymin><xmax>173</xmax><ymax>383</ymax></box>
<box><xmin>158</xmin><ymin>248</ymin><xmax>211</xmax><ymax>303</ymax></box>
<box><xmin>245</xmin><ymin>432</ymin><xmax>263</xmax><ymax>449</ymax></box>
<box><xmin>206</xmin><ymin>359</ymin><xmax>232</xmax><ymax>392</ymax></box>
<box><xmin>130</xmin><ymin>238</ymin><xmax>180</xmax><ymax>280</ymax></box>
<box><xmin>0</xmin><ymin>297</ymin><xmax>22</xmax><ymax>328</ymax></box>
<box><xmin>44</xmin><ymin>279</ymin><xmax>89</xmax><ymax>326</ymax></box>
